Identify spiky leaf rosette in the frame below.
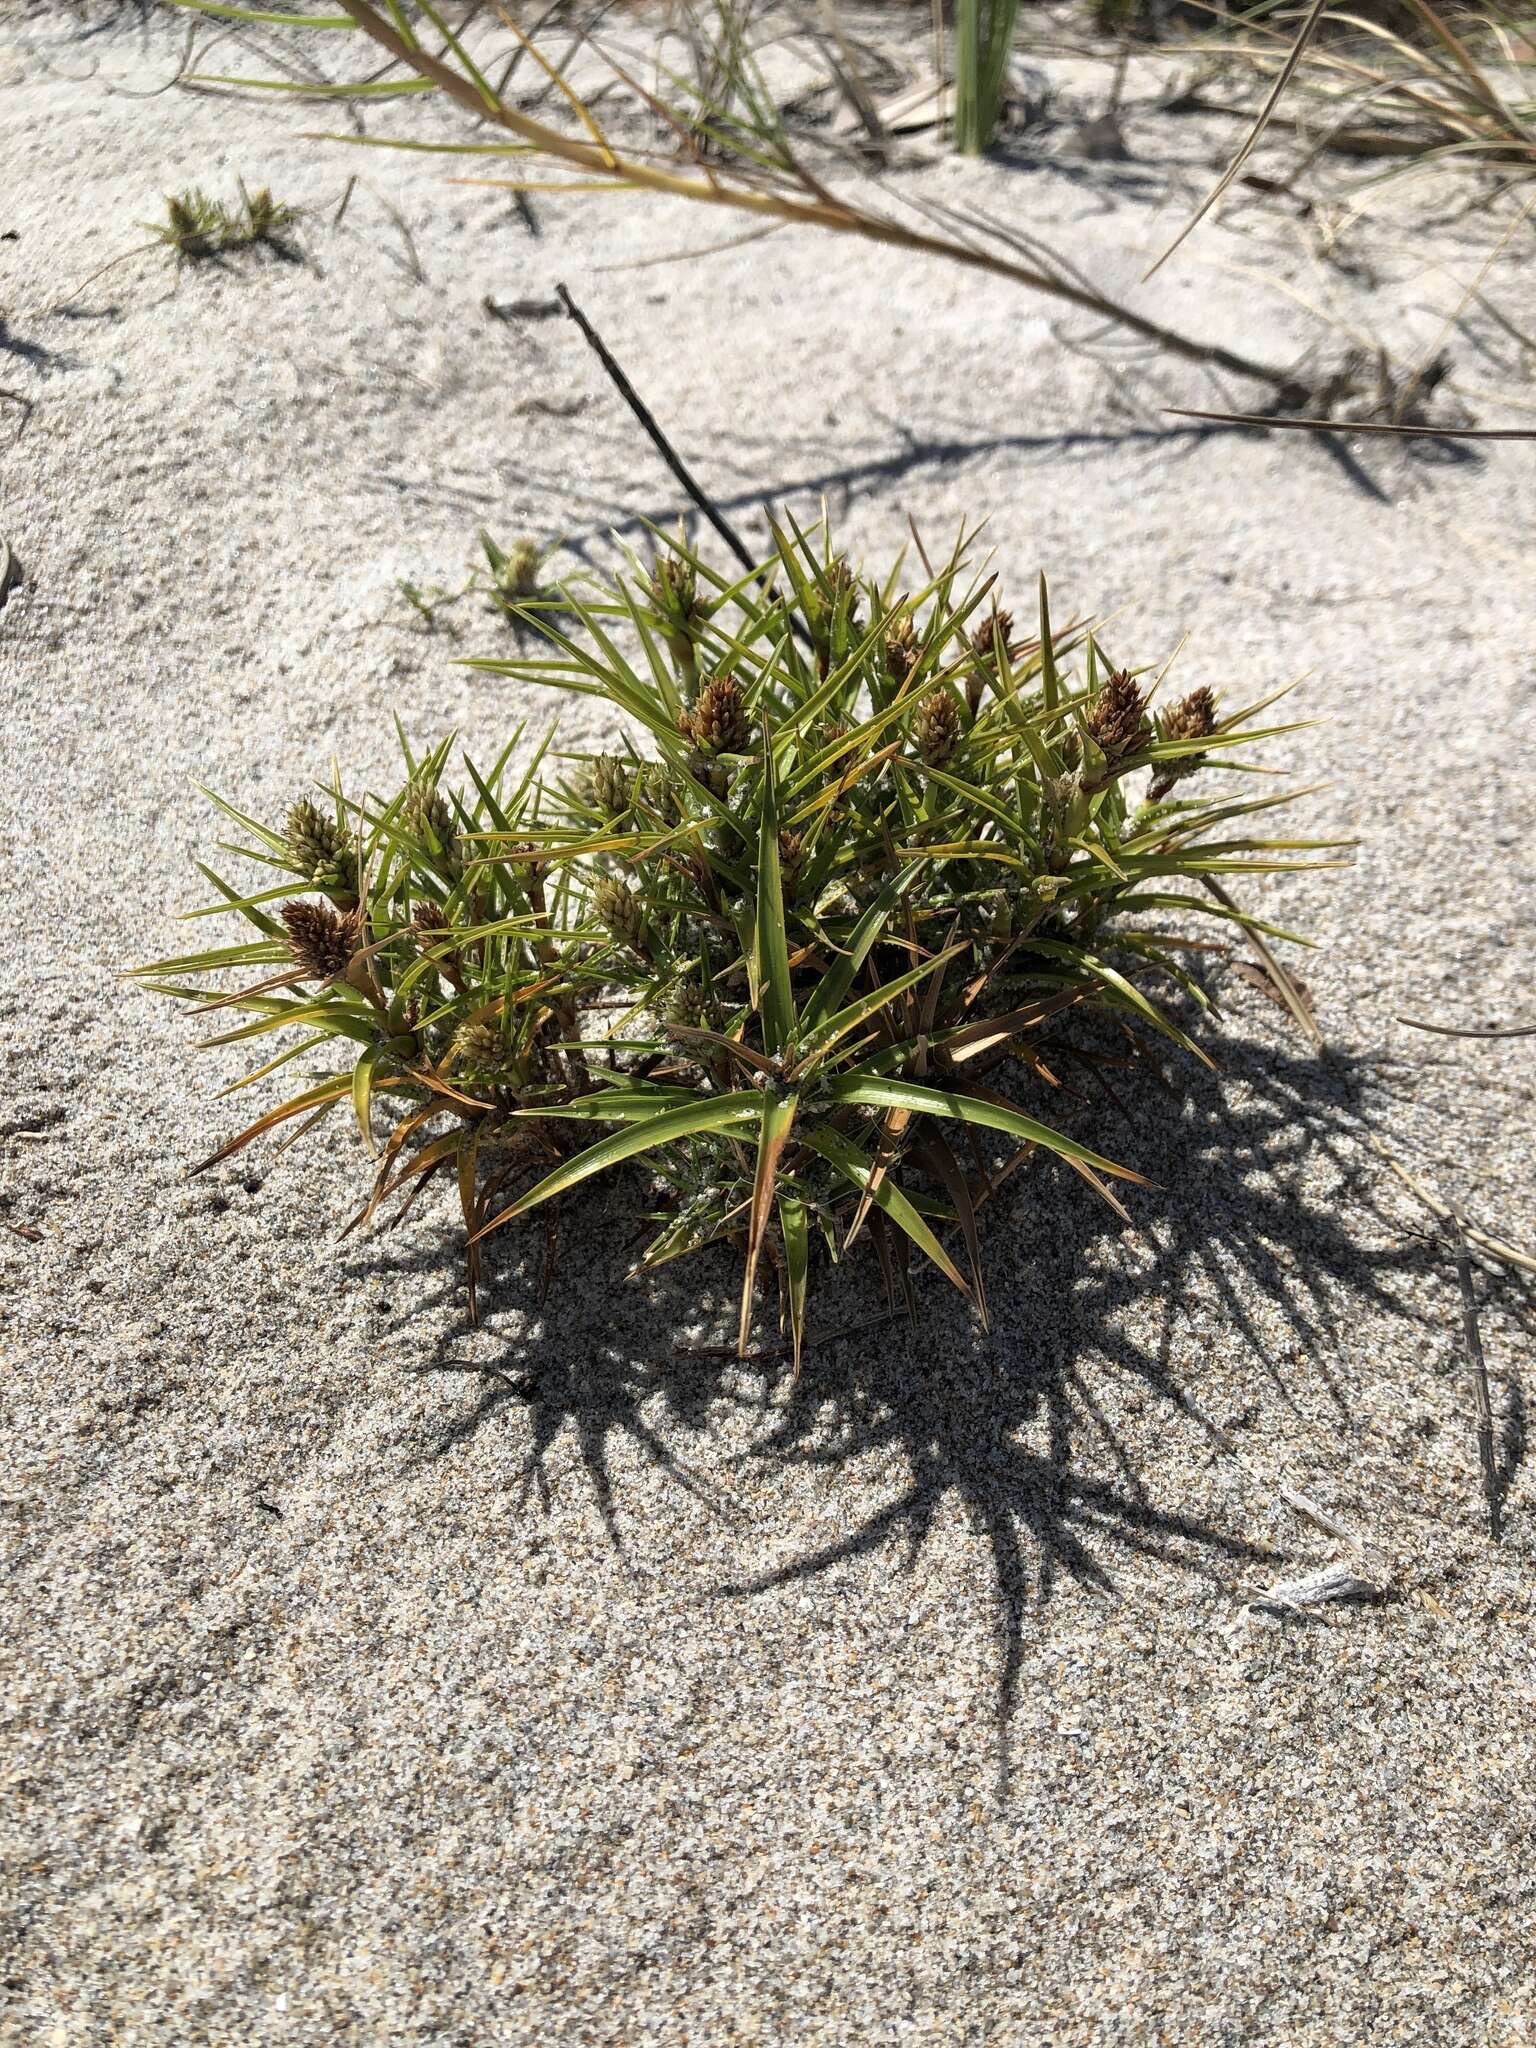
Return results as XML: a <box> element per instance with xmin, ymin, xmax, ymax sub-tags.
<box><xmin>138</xmin><ymin>520</ymin><xmax>1337</xmax><ymax>1360</ymax></box>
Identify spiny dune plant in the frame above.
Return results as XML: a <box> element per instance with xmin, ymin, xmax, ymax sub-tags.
<box><xmin>137</xmin><ymin>521</ymin><xmax>1336</xmax><ymax>1367</ymax></box>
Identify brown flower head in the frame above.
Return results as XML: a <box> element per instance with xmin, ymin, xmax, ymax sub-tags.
<box><xmin>913</xmin><ymin>688</ymin><xmax>962</xmax><ymax>767</ymax></box>
<box><xmin>1087</xmin><ymin>669</ymin><xmax>1152</xmax><ymax>769</ymax></box>
<box><xmin>1150</xmin><ymin>685</ymin><xmax>1219</xmax><ymax>799</ymax></box>
<box><xmin>649</xmin><ymin>553</ymin><xmax>700</xmax><ymax>629</ymax></box>
<box><xmin>684</xmin><ymin>672</ymin><xmax>750</xmax><ymax>756</ymax></box>
<box><xmin>282</xmin><ymin>899</ymin><xmax>362</xmax><ymax>983</ymax></box>
<box><xmin>884</xmin><ymin>616</ymin><xmax>919</xmax><ymax>687</ymax></box>
<box><xmin>1158</xmin><ymin>685</ymin><xmax>1218</xmax><ymax>747</ymax></box>
<box><xmin>825</xmin><ymin>556</ymin><xmax>859</xmax><ymax>614</ymax></box>
<box><xmin>969</xmin><ymin>605</ymin><xmax>1015</xmax><ymax>664</ymax></box>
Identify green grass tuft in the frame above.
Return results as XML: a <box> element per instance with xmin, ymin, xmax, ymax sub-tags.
<box><xmin>147</xmin><ymin>182</ymin><xmax>301</xmax><ymax>263</ymax></box>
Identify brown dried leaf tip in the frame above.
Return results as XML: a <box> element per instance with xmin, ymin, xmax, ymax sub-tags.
<box><xmin>683</xmin><ymin>672</ymin><xmax>750</xmax><ymax>756</ymax></box>
<box><xmin>282</xmin><ymin>899</ymin><xmax>362</xmax><ymax>983</ymax></box>
<box><xmin>1151</xmin><ymin>686</ymin><xmax>1219</xmax><ymax>800</ymax></box>
<box><xmin>1087</xmin><ymin>669</ymin><xmax>1151</xmax><ymax>772</ymax></box>
<box><xmin>913</xmin><ymin>688</ymin><xmax>962</xmax><ymax>767</ymax></box>
<box><xmin>968</xmin><ymin>605</ymin><xmax>1015</xmax><ymax>664</ymax></box>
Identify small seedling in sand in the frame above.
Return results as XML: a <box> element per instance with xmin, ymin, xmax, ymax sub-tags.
<box><xmin>398</xmin><ymin>575</ymin><xmax>474</xmax><ymax>632</ymax></box>
<box><xmin>147</xmin><ymin>183</ymin><xmax>301</xmax><ymax>265</ymax></box>
<box><xmin>148</xmin><ymin>189</ymin><xmax>226</xmax><ymax>262</ymax></box>
<box><xmin>138</xmin><ymin>520</ymin><xmax>1337</xmax><ymax>1362</ymax></box>
<box><xmin>396</xmin><ymin>535</ymin><xmax>558</xmax><ymax>635</ymax></box>
<box><xmin>478</xmin><ymin>531</ymin><xmax>558</xmax><ymax>620</ymax></box>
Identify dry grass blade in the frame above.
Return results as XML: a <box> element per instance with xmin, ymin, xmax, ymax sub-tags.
<box><xmin>1251</xmin><ymin>1561</ymin><xmax>1384</xmax><ymax>1615</ymax></box>
<box><xmin>554</xmin><ymin>281</ymin><xmax>759</xmax><ymax>579</ymax></box>
<box><xmin>1167</xmin><ymin>407</ymin><xmax>1536</xmax><ymax>439</ymax></box>
<box><xmin>1398</xmin><ymin>1014</ymin><xmax>1536</xmax><ymax>1036</ymax></box>
<box><xmin>1204</xmin><ymin>875</ymin><xmax>1322</xmax><ymax>1046</ymax></box>
<box><xmin>739</xmin><ymin>1095</ymin><xmax>798</xmax><ymax>1354</ymax></box>
<box><xmin>1143</xmin><ymin>0</ymin><xmax>1332</xmax><ymax>280</ymax></box>
<box><xmin>1400</xmin><ymin>0</ymin><xmax>1533</xmax><ymax>143</ymax></box>
<box><xmin>1364</xmin><ymin>1132</ymin><xmax>1536</xmax><ymax>1276</ymax></box>
<box><xmin>1158</xmin><ymin>0</ymin><xmax>1536</xmax><ymax>192</ymax></box>
<box><xmin>272</xmin><ymin>0</ymin><xmax>1306</xmax><ymax>392</ymax></box>
<box><xmin>1452</xmin><ymin>1217</ymin><xmax>1501</xmax><ymax>1540</ymax></box>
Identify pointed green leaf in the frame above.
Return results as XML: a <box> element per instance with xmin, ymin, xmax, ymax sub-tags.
<box><xmin>352</xmin><ymin>1042</ymin><xmax>385</xmax><ymax>1156</ymax></box>
<box><xmin>799</xmin><ymin>1124</ymin><xmax>971</xmax><ymax>1302</ymax></box>
<box><xmin>472</xmin><ymin>1092</ymin><xmax>760</xmax><ymax>1243</ymax></box>
<box><xmin>797</xmin><ymin>860</ymin><xmax>922</xmax><ymax>1039</ymax></box>
<box><xmin>779</xmin><ymin>1194</ymin><xmax>809</xmax><ymax>1379</ymax></box>
<box><xmin>755</xmin><ymin>723</ymin><xmax>794</xmax><ymax>1055</ymax></box>
<box><xmin>824</xmin><ymin>1073</ymin><xmax>1144</xmax><ymax>1182</ymax></box>
<box><xmin>739</xmin><ymin>1092</ymin><xmax>798</xmax><ymax>1353</ymax></box>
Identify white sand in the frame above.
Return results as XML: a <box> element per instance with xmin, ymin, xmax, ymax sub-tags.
<box><xmin>3</xmin><ymin>6</ymin><xmax>1535</xmax><ymax>2042</ymax></box>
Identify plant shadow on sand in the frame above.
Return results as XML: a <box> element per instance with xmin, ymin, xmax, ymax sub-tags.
<box><xmin>506</xmin><ymin>409</ymin><xmax>1483</xmax><ymax>557</ymax></box>
<box><xmin>356</xmin><ymin>1015</ymin><xmax>1527</xmax><ymax>1796</ymax></box>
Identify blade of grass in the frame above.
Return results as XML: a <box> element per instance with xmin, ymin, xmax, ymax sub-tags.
<box><xmin>471</xmin><ymin>1091</ymin><xmax>761</xmax><ymax>1243</ymax></box>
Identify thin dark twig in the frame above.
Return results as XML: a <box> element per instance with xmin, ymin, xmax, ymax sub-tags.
<box><xmin>554</xmin><ymin>280</ymin><xmax>759</xmax><ymax>578</ymax></box>
<box><xmin>1452</xmin><ymin>1217</ymin><xmax>1501</xmax><ymax>1540</ymax></box>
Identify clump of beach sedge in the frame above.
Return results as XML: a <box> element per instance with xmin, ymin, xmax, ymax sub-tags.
<box><xmin>139</xmin><ymin>519</ymin><xmax>1330</xmax><ymax>1363</ymax></box>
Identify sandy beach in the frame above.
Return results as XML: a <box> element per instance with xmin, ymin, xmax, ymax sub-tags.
<box><xmin>3</xmin><ymin>4</ymin><xmax>1536</xmax><ymax>2041</ymax></box>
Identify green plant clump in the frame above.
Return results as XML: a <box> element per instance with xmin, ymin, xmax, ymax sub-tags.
<box><xmin>138</xmin><ymin>521</ymin><xmax>1334</xmax><ymax>1365</ymax></box>
<box><xmin>954</xmin><ymin>0</ymin><xmax>1025</xmax><ymax>153</ymax></box>
<box><xmin>149</xmin><ymin>184</ymin><xmax>300</xmax><ymax>262</ymax></box>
